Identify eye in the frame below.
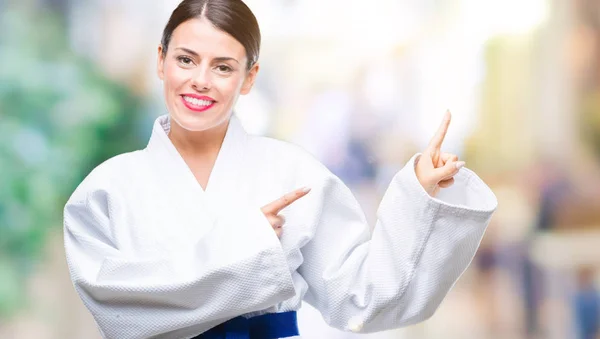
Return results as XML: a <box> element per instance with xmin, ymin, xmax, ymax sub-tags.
<box><xmin>215</xmin><ymin>65</ymin><xmax>233</xmax><ymax>73</ymax></box>
<box><xmin>177</xmin><ymin>56</ymin><xmax>194</xmax><ymax>66</ymax></box>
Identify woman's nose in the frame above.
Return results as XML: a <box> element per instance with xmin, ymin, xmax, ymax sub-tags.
<box><xmin>191</xmin><ymin>68</ymin><xmax>211</xmax><ymax>91</ymax></box>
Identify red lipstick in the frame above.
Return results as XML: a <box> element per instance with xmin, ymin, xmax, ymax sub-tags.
<box><xmin>181</xmin><ymin>94</ymin><xmax>216</xmax><ymax>112</ymax></box>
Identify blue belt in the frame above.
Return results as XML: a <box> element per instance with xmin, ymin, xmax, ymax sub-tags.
<box><xmin>193</xmin><ymin>311</ymin><xmax>299</xmax><ymax>339</ymax></box>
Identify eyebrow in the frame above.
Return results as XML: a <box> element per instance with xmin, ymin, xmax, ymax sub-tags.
<box><xmin>175</xmin><ymin>47</ymin><xmax>240</xmax><ymax>64</ymax></box>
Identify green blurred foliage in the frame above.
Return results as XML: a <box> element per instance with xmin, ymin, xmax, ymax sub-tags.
<box><xmin>581</xmin><ymin>91</ymin><xmax>600</xmax><ymax>160</ymax></box>
<box><xmin>0</xmin><ymin>4</ymin><xmax>147</xmax><ymax>317</ymax></box>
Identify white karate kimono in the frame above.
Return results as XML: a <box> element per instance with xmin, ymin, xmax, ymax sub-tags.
<box><xmin>63</xmin><ymin>114</ymin><xmax>497</xmax><ymax>339</ymax></box>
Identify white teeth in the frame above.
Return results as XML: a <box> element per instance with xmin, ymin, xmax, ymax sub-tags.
<box><xmin>184</xmin><ymin>96</ymin><xmax>213</xmax><ymax>106</ymax></box>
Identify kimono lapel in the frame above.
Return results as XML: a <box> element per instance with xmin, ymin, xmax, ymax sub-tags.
<box><xmin>203</xmin><ymin>114</ymin><xmax>248</xmax><ymax>200</ymax></box>
<box><xmin>145</xmin><ymin>114</ymin><xmax>248</xmax><ymax>213</ymax></box>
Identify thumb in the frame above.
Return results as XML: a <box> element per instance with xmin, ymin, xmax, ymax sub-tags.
<box><xmin>433</xmin><ymin>160</ymin><xmax>465</xmax><ymax>181</ymax></box>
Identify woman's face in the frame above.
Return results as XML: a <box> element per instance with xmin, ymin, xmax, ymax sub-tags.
<box><xmin>157</xmin><ymin>17</ymin><xmax>258</xmax><ymax>132</ymax></box>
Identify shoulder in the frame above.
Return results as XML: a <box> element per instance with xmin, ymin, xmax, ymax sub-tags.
<box><xmin>66</xmin><ymin>150</ymin><xmax>144</xmax><ymax>204</ymax></box>
<box><xmin>246</xmin><ymin>134</ymin><xmax>335</xmax><ymax>182</ymax></box>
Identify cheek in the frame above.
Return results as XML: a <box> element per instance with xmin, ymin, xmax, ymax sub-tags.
<box><xmin>163</xmin><ymin>64</ymin><xmax>187</xmax><ymax>91</ymax></box>
<box><xmin>215</xmin><ymin>77</ymin><xmax>245</xmax><ymax>101</ymax></box>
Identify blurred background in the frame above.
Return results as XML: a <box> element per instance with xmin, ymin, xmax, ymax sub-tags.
<box><xmin>1</xmin><ymin>0</ymin><xmax>600</xmax><ymax>338</ymax></box>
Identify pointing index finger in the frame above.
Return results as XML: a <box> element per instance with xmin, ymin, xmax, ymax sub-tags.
<box><xmin>428</xmin><ymin>110</ymin><xmax>451</xmax><ymax>150</ymax></box>
<box><xmin>264</xmin><ymin>187</ymin><xmax>311</xmax><ymax>214</ymax></box>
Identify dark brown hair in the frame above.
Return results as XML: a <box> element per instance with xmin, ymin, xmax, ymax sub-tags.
<box><xmin>161</xmin><ymin>0</ymin><xmax>261</xmax><ymax>70</ymax></box>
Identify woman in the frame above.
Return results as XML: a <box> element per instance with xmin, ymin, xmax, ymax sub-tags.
<box><xmin>63</xmin><ymin>0</ymin><xmax>498</xmax><ymax>338</ymax></box>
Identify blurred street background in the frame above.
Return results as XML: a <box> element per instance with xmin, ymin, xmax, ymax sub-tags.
<box><xmin>1</xmin><ymin>0</ymin><xmax>600</xmax><ymax>338</ymax></box>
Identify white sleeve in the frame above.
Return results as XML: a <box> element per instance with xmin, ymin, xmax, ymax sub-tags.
<box><xmin>63</xmin><ymin>188</ymin><xmax>295</xmax><ymax>339</ymax></box>
<box><xmin>295</xmin><ymin>153</ymin><xmax>497</xmax><ymax>333</ymax></box>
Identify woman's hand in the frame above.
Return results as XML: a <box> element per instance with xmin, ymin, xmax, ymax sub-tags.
<box><xmin>261</xmin><ymin>187</ymin><xmax>311</xmax><ymax>238</ymax></box>
<box><xmin>415</xmin><ymin>110</ymin><xmax>465</xmax><ymax>197</ymax></box>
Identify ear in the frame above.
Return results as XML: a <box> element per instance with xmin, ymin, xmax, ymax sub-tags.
<box><xmin>157</xmin><ymin>44</ymin><xmax>165</xmax><ymax>81</ymax></box>
<box><xmin>240</xmin><ymin>62</ymin><xmax>260</xmax><ymax>95</ymax></box>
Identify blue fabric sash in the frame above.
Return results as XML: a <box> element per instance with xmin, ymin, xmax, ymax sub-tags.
<box><xmin>193</xmin><ymin>311</ymin><xmax>299</xmax><ymax>339</ymax></box>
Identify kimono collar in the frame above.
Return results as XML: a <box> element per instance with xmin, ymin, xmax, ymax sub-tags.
<box><xmin>145</xmin><ymin>113</ymin><xmax>249</xmax><ymax>199</ymax></box>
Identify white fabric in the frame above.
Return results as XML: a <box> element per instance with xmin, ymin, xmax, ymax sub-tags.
<box><xmin>63</xmin><ymin>114</ymin><xmax>497</xmax><ymax>339</ymax></box>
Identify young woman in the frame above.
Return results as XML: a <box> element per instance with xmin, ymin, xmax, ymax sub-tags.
<box><xmin>63</xmin><ymin>1</ymin><xmax>498</xmax><ymax>338</ymax></box>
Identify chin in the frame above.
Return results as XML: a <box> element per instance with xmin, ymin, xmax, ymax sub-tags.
<box><xmin>169</xmin><ymin>108</ymin><xmax>230</xmax><ymax>132</ymax></box>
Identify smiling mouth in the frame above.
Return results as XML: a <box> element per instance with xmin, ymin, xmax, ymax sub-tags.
<box><xmin>181</xmin><ymin>95</ymin><xmax>216</xmax><ymax>112</ymax></box>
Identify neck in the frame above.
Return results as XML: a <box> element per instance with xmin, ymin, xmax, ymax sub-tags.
<box><xmin>168</xmin><ymin>118</ymin><xmax>230</xmax><ymax>158</ymax></box>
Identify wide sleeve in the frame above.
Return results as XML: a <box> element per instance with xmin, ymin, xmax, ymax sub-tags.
<box><xmin>63</xmin><ymin>187</ymin><xmax>295</xmax><ymax>339</ymax></box>
<box><xmin>295</xmin><ymin>153</ymin><xmax>498</xmax><ymax>333</ymax></box>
